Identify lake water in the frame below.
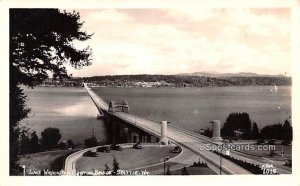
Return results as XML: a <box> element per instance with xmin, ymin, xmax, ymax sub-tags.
<box><xmin>92</xmin><ymin>86</ymin><xmax>291</xmax><ymax>131</ymax></box>
<box><xmin>23</xmin><ymin>86</ymin><xmax>291</xmax><ymax>143</ymax></box>
<box><xmin>23</xmin><ymin>87</ymin><xmax>107</xmax><ymax>144</ymax></box>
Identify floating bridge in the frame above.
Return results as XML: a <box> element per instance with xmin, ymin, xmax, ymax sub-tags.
<box><xmin>83</xmin><ymin>84</ymin><xmax>292</xmax><ymax>175</ymax></box>
<box><xmin>84</xmin><ymin>84</ymin><xmax>251</xmax><ymax>175</ymax></box>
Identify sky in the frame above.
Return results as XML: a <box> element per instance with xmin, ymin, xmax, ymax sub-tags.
<box><xmin>67</xmin><ymin>8</ymin><xmax>291</xmax><ymax>77</ymax></box>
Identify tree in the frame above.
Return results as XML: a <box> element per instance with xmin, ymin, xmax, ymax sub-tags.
<box><xmin>104</xmin><ymin>163</ymin><xmax>111</xmax><ymax>175</ymax></box>
<box><xmin>9</xmin><ymin>9</ymin><xmax>92</xmax><ymax>174</ymax></box>
<box><xmin>18</xmin><ymin>128</ymin><xmax>31</xmax><ymax>155</ymax></box>
<box><xmin>260</xmin><ymin>119</ymin><xmax>292</xmax><ymax>140</ymax></box>
<box><xmin>112</xmin><ymin>157</ymin><xmax>120</xmax><ymax>175</ymax></box>
<box><xmin>202</xmin><ymin>128</ymin><xmax>212</xmax><ymax>138</ymax></box>
<box><xmin>10</xmin><ymin>9</ymin><xmax>92</xmax><ymax>86</ymax></box>
<box><xmin>67</xmin><ymin>139</ymin><xmax>74</xmax><ymax>149</ymax></box>
<box><xmin>181</xmin><ymin>166</ymin><xmax>190</xmax><ymax>175</ymax></box>
<box><xmin>84</xmin><ymin>136</ymin><xmax>98</xmax><ymax>148</ymax></box>
<box><xmin>29</xmin><ymin>131</ymin><xmax>40</xmax><ymax>153</ymax></box>
<box><xmin>282</xmin><ymin>120</ymin><xmax>292</xmax><ymax>141</ymax></box>
<box><xmin>221</xmin><ymin>112</ymin><xmax>252</xmax><ymax>139</ymax></box>
<box><xmin>261</xmin><ymin>123</ymin><xmax>283</xmax><ymax>139</ymax></box>
<box><xmin>41</xmin><ymin>128</ymin><xmax>62</xmax><ymax>150</ymax></box>
<box><xmin>251</xmin><ymin>122</ymin><xmax>260</xmax><ymax>139</ymax></box>
<box><xmin>58</xmin><ymin>141</ymin><xmax>68</xmax><ymax>150</ymax></box>
<box><xmin>18</xmin><ymin>129</ymin><xmax>40</xmax><ymax>154</ymax></box>
<box><xmin>10</xmin><ymin>84</ymin><xmax>31</xmax><ymax>174</ymax></box>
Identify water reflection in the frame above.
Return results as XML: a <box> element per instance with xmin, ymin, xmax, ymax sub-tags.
<box><xmin>23</xmin><ymin>87</ymin><xmax>108</xmax><ymax>144</ymax></box>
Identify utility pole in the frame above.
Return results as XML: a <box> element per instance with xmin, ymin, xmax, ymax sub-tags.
<box><xmin>164</xmin><ymin>157</ymin><xmax>170</xmax><ymax>175</ymax></box>
<box><xmin>220</xmin><ymin>154</ymin><xmax>222</xmax><ymax>175</ymax></box>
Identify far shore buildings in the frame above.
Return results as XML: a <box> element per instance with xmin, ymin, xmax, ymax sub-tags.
<box><xmin>40</xmin><ymin>78</ymin><xmax>81</xmax><ymax>87</ymax></box>
<box><xmin>86</xmin><ymin>80</ymin><xmax>175</xmax><ymax>88</ymax></box>
<box><xmin>133</xmin><ymin>81</ymin><xmax>174</xmax><ymax>87</ymax></box>
<box><xmin>40</xmin><ymin>78</ymin><xmax>175</xmax><ymax>88</ymax></box>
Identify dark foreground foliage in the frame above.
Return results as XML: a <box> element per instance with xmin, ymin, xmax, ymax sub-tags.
<box><xmin>10</xmin><ymin>8</ymin><xmax>92</xmax><ymax>174</ymax></box>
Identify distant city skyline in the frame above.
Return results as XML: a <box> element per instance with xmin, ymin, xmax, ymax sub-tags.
<box><xmin>67</xmin><ymin>8</ymin><xmax>291</xmax><ymax>77</ymax></box>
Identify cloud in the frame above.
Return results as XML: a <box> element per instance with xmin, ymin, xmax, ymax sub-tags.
<box><xmin>222</xmin><ymin>26</ymin><xmax>241</xmax><ymax>38</ymax></box>
<box><xmin>164</xmin><ymin>9</ymin><xmax>218</xmax><ymax>22</ymax></box>
<box><xmin>68</xmin><ymin>8</ymin><xmax>291</xmax><ymax>77</ymax></box>
<box><xmin>247</xmin><ymin>25</ymin><xmax>272</xmax><ymax>36</ymax></box>
<box><xmin>85</xmin><ymin>9</ymin><xmax>133</xmax><ymax>23</ymax></box>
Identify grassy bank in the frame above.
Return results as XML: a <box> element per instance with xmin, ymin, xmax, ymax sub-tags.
<box><xmin>19</xmin><ymin>149</ymin><xmax>78</xmax><ymax>175</ymax></box>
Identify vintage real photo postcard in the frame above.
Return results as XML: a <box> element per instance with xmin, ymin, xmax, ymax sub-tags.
<box><xmin>1</xmin><ymin>0</ymin><xmax>300</xmax><ymax>186</ymax></box>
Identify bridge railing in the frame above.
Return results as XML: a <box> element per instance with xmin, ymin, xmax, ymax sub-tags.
<box><xmin>115</xmin><ymin>112</ymin><xmax>162</xmax><ymax>139</ymax></box>
<box><xmin>116</xmin><ymin>111</ymin><xmax>214</xmax><ymax>143</ymax></box>
<box><xmin>84</xmin><ymin>84</ymin><xmax>109</xmax><ymax>111</ymax></box>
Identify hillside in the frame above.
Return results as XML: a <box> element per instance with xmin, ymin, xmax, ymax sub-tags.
<box><xmin>73</xmin><ymin>74</ymin><xmax>291</xmax><ymax>88</ymax></box>
<box><xmin>176</xmin><ymin>71</ymin><xmax>287</xmax><ymax>78</ymax></box>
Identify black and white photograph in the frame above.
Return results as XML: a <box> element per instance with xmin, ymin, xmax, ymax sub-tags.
<box><xmin>1</xmin><ymin>0</ymin><xmax>300</xmax><ymax>186</ymax></box>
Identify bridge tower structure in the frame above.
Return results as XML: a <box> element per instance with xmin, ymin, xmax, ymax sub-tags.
<box><xmin>106</xmin><ymin>100</ymin><xmax>160</xmax><ymax>144</ymax></box>
<box><xmin>160</xmin><ymin>121</ymin><xmax>169</xmax><ymax>145</ymax></box>
<box><xmin>108</xmin><ymin>101</ymin><xmax>130</xmax><ymax>114</ymax></box>
<box><xmin>209</xmin><ymin>120</ymin><xmax>223</xmax><ymax>142</ymax></box>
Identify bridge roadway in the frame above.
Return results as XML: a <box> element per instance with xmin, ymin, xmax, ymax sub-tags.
<box><xmin>85</xmin><ymin>85</ymin><xmax>252</xmax><ymax>175</ymax></box>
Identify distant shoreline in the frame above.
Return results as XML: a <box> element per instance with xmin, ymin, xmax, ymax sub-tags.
<box><xmin>38</xmin><ymin>74</ymin><xmax>291</xmax><ymax>88</ymax></box>
<box><xmin>35</xmin><ymin>84</ymin><xmax>292</xmax><ymax>89</ymax></box>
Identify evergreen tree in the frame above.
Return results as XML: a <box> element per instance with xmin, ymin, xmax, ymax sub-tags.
<box><xmin>251</xmin><ymin>122</ymin><xmax>260</xmax><ymax>139</ymax></box>
<box><xmin>112</xmin><ymin>157</ymin><xmax>120</xmax><ymax>175</ymax></box>
<box><xmin>282</xmin><ymin>120</ymin><xmax>292</xmax><ymax>141</ymax></box>
<box><xmin>84</xmin><ymin>136</ymin><xmax>98</xmax><ymax>148</ymax></box>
